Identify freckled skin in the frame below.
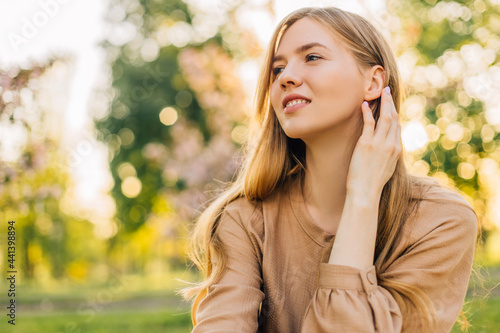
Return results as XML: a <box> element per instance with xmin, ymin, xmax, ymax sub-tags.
<box><xmin>270</xmin><ymin>18</ymin><xmax>367</xmax><ymax>141</ymax></box>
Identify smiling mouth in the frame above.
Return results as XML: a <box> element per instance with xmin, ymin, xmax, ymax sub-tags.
<box><xmin>283</xmin><ymin>99</ymin><xmax>311</xmax><ymax>114</ymax></box>
<box><xmin>285</xmin><ymin>99</ymin><xmax>311</xmax><ymax>108</ymax></box>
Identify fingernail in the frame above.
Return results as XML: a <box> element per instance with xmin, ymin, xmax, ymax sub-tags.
<box><xmin>363</xmin><ymin>101</ymin><xmax>369</xmax><ymax>107</ymax></box>
<box><xmin>385</xmin><ymin>86</ymin><xmax>391</xmax><ymax>95</ymax></box>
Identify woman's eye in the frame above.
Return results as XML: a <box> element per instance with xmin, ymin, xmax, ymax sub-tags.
<box><xmin>272</xmin><ymin>67</ymin><xmax>284</xmax><ymax>77</ymax></box>
<box><xmin>306</xmin><ymin>54</ymin><xmax>321</xmax><ymax>61</ymax></box>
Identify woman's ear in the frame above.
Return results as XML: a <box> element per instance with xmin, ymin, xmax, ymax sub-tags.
<box><xmin>363</xmin><ymin>65</ymin><xmax>385</xmax><ymax>101</ymax></box>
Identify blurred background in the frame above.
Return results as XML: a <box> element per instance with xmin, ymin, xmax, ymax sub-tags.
<box><xmin>0</xmin><ymin>0</ymin><xmax>499</xmax><ymax>332</ymax></box>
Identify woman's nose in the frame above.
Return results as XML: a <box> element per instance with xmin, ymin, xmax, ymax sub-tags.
<box><xmin>278</xmin><ymin>66</ymin><xmax>302</xmax><ymax>89</ymax></box>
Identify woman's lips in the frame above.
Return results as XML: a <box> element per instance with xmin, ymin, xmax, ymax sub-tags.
<box><xmin>284</xmin><ymin>100</ymin><xmax>310</xmax><ymax>114</ymax></box>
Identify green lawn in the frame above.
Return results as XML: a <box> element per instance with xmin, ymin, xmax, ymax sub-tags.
<box><xmin>0</xmin><ymin>297</ymin><xmax>498</xmax><ymax>332</ymax></box>
<box><xmin>2</xmin><ymin>308</ymin><xmax>192</xmax><ymax>333</ymax></box>
<box><xmin>1</xmin><ymin>297</ymin><xmax>498</xmax><ymax>333</ymax></box>
<box><xmin>451</xmin><ymin>298</ymin><xmax>500</xmax><ymax>333</ymax></box>
<box><xmin>0</xmin><ymin>267</ymin><xmax>497</xmax><ymax>332</ymax></box>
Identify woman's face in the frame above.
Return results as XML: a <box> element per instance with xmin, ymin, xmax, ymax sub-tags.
<box><xmin>270</xmin><ymin>18</ymin><xmax>369</xmax><ymax>141</ymax></box>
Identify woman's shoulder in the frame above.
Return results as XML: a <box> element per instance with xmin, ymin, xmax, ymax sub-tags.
<box><xmin>221</xmin><ymin>185</ymin><xmax>289</xmax><ymax>235</ymax></box>
<box><xmin>408</xmin><ymin>175</ymin><xmax>473</xmax><ymax>210</ymax></box>
<box><xmin>224</xmin><ymin>196</ymin><xmax>263</xmax><ymax>221</ymax></box>
<box><xmin>414</xmin><ymin>176</ymin><xmax>473</xmax><ymax>209</ymax></box>
<box><xmin>406</xmin><ymin>176</ymin><xmax>478</xmax><ymax>243</ymax></box>
<box><xmin>220</xmin><ymin>196</ymin><xmax>265</xmax><ymax>238</ymax></box>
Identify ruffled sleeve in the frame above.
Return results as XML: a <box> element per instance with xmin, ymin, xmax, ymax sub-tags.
<box><xmin>193</xmin><ymin>202</ymin><xmax>265</xmax><ymax>332</ymax></box>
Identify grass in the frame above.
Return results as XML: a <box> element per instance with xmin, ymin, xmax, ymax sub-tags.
<box><xmin>451</xmin><ymin>298</ymin><xmax>500</xmax><ymax>333</ymax></box>
<box><xmin>0</xmin><ymin>270</ymin><xmax>196</xmax><ymax>333</ymax></box>
<box><xmin>1</xmin><ymin>308</ymin><xmax>192</xmax><ymax>333</ymax></box>
<box><xmin>0</xmin><ymin>267</ymin><xmax>498</xmax><ymax>332</ymax></box>
<box><xmin>1</xmin><ymin>296</ymin><xmax>497</xmax><ymax>333</ymax></box>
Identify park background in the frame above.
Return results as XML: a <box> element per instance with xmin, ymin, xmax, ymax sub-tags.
<box><xmin>1</xmin><ymin>0</ymin><xmax>500</xmax><ymax>332</ymax></box>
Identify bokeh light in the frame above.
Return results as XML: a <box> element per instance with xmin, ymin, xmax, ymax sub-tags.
<box><xmin>159</xmin><ymin>106</ymin><xmax>178</xmax><ymax>126</ymax></box>
<box><xmin>402</xmin><ymin>121</ymin><xmax>428</xmax><ymax>152</ymax></box>
<box><xmin>121</xmin><ymin>176</ymin><xmax>142</xmax><ymax>198</ymax></box>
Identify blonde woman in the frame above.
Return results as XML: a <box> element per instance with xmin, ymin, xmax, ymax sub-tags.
<box><xmin>183</xmin><ymin>7</ymin><xmax>477</xmax><ymax>332</ymax></box>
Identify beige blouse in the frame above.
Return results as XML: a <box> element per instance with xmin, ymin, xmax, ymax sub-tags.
<box><xmin>193</xmin><ymin>178</ymin><xmax>477</xmax><ymax>332</ymax></box>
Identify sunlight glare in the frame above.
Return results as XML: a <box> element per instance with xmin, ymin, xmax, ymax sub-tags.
<box><xmin>402</xmin><ymin>121</ymin><xmax>429</xmax><ymax>152</ymax></box>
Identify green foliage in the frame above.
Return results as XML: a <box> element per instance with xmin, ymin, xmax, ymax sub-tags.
<box><xmin>389</xmin><ymin>0</ymin><xmax>500</xmax><ymax>232</ymax></box>
<box><xmin>0</xmin><ymin>146</ymin><xmax>106</xmax><ymax>280</ymax></box>
<box><xmin>95</xmin><ymin>0</ymin><xmax>253</xmax><ymax>274</ymax></box>
<box><xmin>98</xmin><ymin>3</ymin><xmax>195</xmax><ymax>233</ymax></box>
<box><xmin>95</xmin><ymin>0</ymin><xmax>229</xmax><ymax>235</ymax></box>
<box><xmin>0</xmin><ymin>61</ymin><xmax>102</xmax><ymax>281</ymax></box>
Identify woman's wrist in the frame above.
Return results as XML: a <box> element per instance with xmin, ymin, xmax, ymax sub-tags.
<box><xmin>345</xmin><ymin>187</ymin><xmax>381</xmax><ymax>209</ymax></box>
<box><xmin>328</xmin><ymin>192</ymin><xmax>380</xmax><ymax>269</ymax></box>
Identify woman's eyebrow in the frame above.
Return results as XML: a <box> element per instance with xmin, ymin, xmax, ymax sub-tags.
<box><xmin>271</xmin><ymin>42</ymin><xmax>328</xmax><ymax>65</ymax></box>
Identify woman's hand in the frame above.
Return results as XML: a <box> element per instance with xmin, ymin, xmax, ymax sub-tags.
<box><xmin>329</xmin><ymin>87</ymin><xmax>400</xmax><ymax>269</ymax></box>
<box><xmin>346</xmin><ymin>86</ymin><xmax>401</xmax><ymax>199</ymax></box>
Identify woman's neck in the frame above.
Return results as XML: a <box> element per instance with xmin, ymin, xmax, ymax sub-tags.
<box><xmin>302</xmin><ymin>127</ymin><xmax>356</xmax><ymax>234</ymax></box>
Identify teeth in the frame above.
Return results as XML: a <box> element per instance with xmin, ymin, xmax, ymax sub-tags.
<box><xmin>286</xmin><ymin>99</ymin><xmax>310</xmax><ymax>107</ymax></box>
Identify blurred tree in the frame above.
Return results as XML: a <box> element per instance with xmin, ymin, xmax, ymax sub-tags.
<box><xmin>387</xmin><ymin>0</ymin><xmax>500</xmax><ymax>242</ymax></box>
<box><xmin>97</xmin><ymin>0</ymin><xmax>500</xmax><ymax>272</ymax></box>
<box><xmin>0</xmin><ymin>61</ymin><xmax>101</xmax><ymax>282</ymax></box>
<box><xmin>95</xmin><ymin>0</ymin><xmax>267</xmax><ymax>271</ymax></box>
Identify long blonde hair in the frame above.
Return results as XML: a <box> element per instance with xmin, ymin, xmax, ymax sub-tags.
<box><xmin>183</xmin><ymin>7</ymin><xmax>442</xmax><ymax>331</ymax></box>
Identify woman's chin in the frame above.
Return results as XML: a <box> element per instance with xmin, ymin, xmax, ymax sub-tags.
<box><xmin>278</xmin><ymin>118</ymin><xmax>326</xmax><ymax>140</ymax></box>
<box><xmin>282</xmin><ymin>127</ymin><xmax>315</xmax><ymax>140</ymax></box>
<box><xmin>281</xmin><ymin>126</ymin><xmax>300</xmax><ymax>138</ymax></box>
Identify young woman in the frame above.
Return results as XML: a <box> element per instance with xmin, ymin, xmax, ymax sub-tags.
<box><xmin>183</xmin><ymin>7</ymin><xmax>477</xmax><ymax>332</ymax></box>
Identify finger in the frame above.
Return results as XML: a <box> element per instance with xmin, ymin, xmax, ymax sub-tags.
<box><xmin>389</xmin><ymin>91</ymin><xmax>398</xmax><ymax>120</ymax></box>
<box><xmin>391</xmin><ymin>103</ymin><xmax>398</xmax><ymax>119</ymax></box>
<box><xmin>361</xmin><ymin>101</ymin><xmax>375</xmax><ymax>138</ymax></box>
<box><xmin>385</xmin><ymin>87</ymin><xmax>400</xmax><ymax>140</ymax></box>
<box><xmin>373</xmin><ymin>86</ymin><xmax>393</xmax><ymax>141</ymax></box>
<box><xmin>383</xmin><ymin>86</ymin><xmax>399</xmax><ymax>138</ymax></box>
<box><xmin>385</xmin><ymin>118</ymin><xmax>400</xmax><ymax>152</ymax></box>
<box><xmin>396</xmin><ymin>121</ymin><xmax>401</xmax><ymax>152</ymax></box>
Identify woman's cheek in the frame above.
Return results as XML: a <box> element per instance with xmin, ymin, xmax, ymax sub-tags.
<box><xmin>270</xmin><ymin>84</ymin><xmax>280</xmax><ymax>111</ymax></box>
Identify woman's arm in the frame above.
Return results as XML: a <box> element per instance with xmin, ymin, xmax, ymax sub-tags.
<box><xmin>301</xmin><ymin>200</ymin><xmax>476</xmax><ymax>332</ymax></box>
<box><xmin>328</xmin><ymin>87</ymin><xmax>399</xmax><ymax>270</ymax></box>
<box><xmin>193</xmin><ymin>202</ymin><xmax>264</xmax><ymax>332</ymax></box>
<box><xmin>327</xmin><ymin>190</ymin><xmax>380</xmax><ymax>269</ymax></box>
